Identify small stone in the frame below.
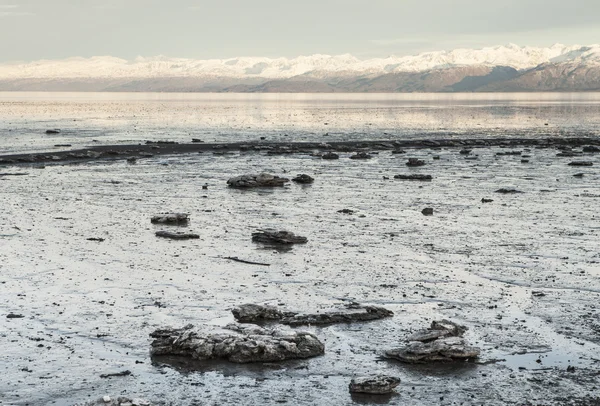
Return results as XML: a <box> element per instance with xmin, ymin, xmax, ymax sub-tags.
<box><xmin>103</xmin><ymin>396</ymin><xmax>111</xmax><ymax>403</ymax></box>
<box><xmin>155</xmin><ymin>231</ymin><xmax>199</xmax><ymax>240</ymax></box>
<box><xmin>568</xmin><ymin>161</ymin><xmax>593</xmax><ymax>166</ymax></box>
<box><xmin>422</xmin><ymin>208</ymin><xmax>434</xmax><ymax>216</ymax></box>
<box><xmin>406</xmin><ymin>158</ymin><xmax>425</xmax><ymax>167</ymax></box>
<box><xmin>292</xmin><ymin>174</ymin><xmax>314</xmax><ymax>184</ymax></box>
<box><xmin>151</xmin><ymin>213</ymin><xmax>189</xmax><ymax>225</ymax></box>
<box><xmin>321</xmin><ymin>152</ymin><xmax>339</xmax><ymax>160</ymax></box>
<box><xmin>349</xmin><ymin>152</ymin><xmax>372</xmax><ymax>160</ymax></box>
<box><xmin>394</xmin><ymin>174</ymin><xmax>432</xmax><ymax>181</ymax></box>
<box><xmin>252</xmin><ymin>229</ymin><xmax>307</xmax><ymax>245</ymax></box>
<box><xmin>495</xmin><ymin>188</ymin><xmax>523</xmax><ymax>194</ymax></box>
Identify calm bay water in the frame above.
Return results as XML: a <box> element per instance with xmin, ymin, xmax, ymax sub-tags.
<box><xmin>1</xmin><ymin>92</ymin><xmax>600</xmax><ymax>154</ymax></box>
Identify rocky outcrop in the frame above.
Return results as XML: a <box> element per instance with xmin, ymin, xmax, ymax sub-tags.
<box><xmin>231</xmin><ymin>303</ymin><xmax>394</xmax><ymax>326</ymax></box>
<box><xmin>349</xmin><ymin>376</ymin><xmax>401</xmax><ymax>394</ymax></box>
<box><xmin>227</xmin><ymin>173</ymin><xmax>289</xmax><ymax>188</ymax></box>
<box><xmin>151</xmin><ymin>213</ymin><xmax>189</xmax><ymax>224</ymax></box>
<box><xmin>251</xmin><ymin>230</ymin><xmax>308</xmax><ymax>245</ymax></box>
<box><xmin>385</xmin><ymin>320</ymin><xmax>480</xmax><ymax>363</ymax></box>
<box><xmin>149</xmin><ymin>323</ymin><xmax>325</xmax><ymax>363</ymax></box>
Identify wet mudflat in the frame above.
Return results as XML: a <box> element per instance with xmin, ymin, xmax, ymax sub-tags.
<box><xmin>1</xmin><ymin>145</ymin><xmax>599</xmax><ymax>405</ymax></box>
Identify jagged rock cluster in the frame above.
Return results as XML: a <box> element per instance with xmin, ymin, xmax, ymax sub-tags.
<box><xmin>385</xmin><ymin>320</ymin><xmax>480</xmax><ymax>363</ymax></box>
<box><xmin>150</xmin><ymin>323</ymin><xmax>325</xmax><ymax>363</ymax></box>
<box><xmin>349</xmin><ymin>375</ymin><xmax>401</xmax><ymax>394</ymax></box>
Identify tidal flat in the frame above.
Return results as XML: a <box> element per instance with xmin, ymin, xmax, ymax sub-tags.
<box><xmin>1</xmin><ymin>141</ymin><xmax>599</xmax><ymax>405</ymax></box>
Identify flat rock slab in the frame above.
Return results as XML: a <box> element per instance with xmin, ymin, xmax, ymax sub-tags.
<box><xmin>394</xmin><ymin>174</ymin><xmax>432</xmax><ymax>181</ymax></box>
<box><xmin>150</xmin><ymin>323</ymin><xmax>325</xmax><ymax>363</ymax></box>
<box><xmin>232</xmin><ymin>303</ymin><xmax>394</xmax><ymax>326</ymax></box>
<box><xmin>495</xmin><ymin>188</ymin><xmax>523</xmax><ymax>194</ymax></box>
<box><xmin>385</xmin><ymin>319</ymin><xmax>480</xmax><ymax>363</ymax></box>
<box><xmin>151</xmin><ymin>213</ymin><xmax>189</xmax><ymax>224</ymax></box>
<box><xmin>252</xmin><ymin>230</ymin><xmax>308</xmax><ymax>244</ymax></box>
<box><xmin>155</xmin><ymin>231</ymin><xmax>199</xmax><ymax>240</ymax></box>
<box><xmin>349</xmin><ymin>375</ymin><xmax>401</xmax><ymax>394</ymax></box>
<box><xmin>227</xmin><ymin>173</ymin><xmax>289</xmax><ymax>188</ymax></box>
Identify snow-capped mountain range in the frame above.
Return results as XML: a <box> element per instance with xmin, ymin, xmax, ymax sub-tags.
<box><xmin>1</xmin><ymin>44</ymin><xmax>599</xmax><ymax>92</ymax></box>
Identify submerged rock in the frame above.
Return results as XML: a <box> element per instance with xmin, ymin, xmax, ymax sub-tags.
<box><xmin>151</xmin><ymin>213</ymin><xmax>189</xmax><ymax>225</ymax></box>
<box><xmin>385</xmin><ymin>319</ymin><xmax>480</xmax><ymax>363</ymax></box>
<box><xmin>349</xmin><ymin>375</ymin><xmax>401</xmax><ymax>394</ymax></box>
<box><xmin>227</xmin><ymin>173</ymin><xmax>289</xmax><ymax>188</ymax></box>
<box><xmin>406</xmin><ymin>158</ymin><xmax>425</xmax><ymax>167</ymax></box>
<box><xmin>155</xmin><ymin>231</ymin><xmax>199</xmax><ymax>240</ymax></box>
<box><xmin>568</xmin><ymin>161</ymin><xmax>593</xmax><ymax>166</ymax></box>
<box><xmin>149</xmin><ymin>323</ymin><xmax>325</xmax><ymax>363</ymax></box>
<box><xmin>394</xmin><ymin>174</ymin><xmax>432</xmax><ymax>181</ymax></box>
<box><xmin>252</xmin><ymin>229</ymin><xmax>308</xmax><ymax>245</ymax></box>
<box><xmin>292</xmin><ymin>174</ymin><xmax>314</xmax><ymax>184</ymax></box>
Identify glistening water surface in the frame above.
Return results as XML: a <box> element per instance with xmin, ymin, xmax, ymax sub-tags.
<box><xmin>1</xmin><ymin>92</ymin><xmax>600</xmax><ymax>154</ymax></box>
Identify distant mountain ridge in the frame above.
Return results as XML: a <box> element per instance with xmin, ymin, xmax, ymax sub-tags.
<box><xmin>1</xmin><ymin>44</ymin><xmax>599</xmax><ymax>92</ymax></box>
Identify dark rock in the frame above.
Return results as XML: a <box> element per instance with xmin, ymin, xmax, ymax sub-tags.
<box><xmin>496</xmin><ymin>150</ymin><xmax>522</xmax><ymax>156</ymax></box>
<box><xmin>391</xmin><ymin>150</ymin><xmax>406</xmax><ymax>154</ymax></box>
<box><xmin>145</xmin><ymin>140</ymin><xmax>178</xmax><ymax>145</ymax></box>
<box><xmin>45</xmin><ymin>129</ymin><xmax>61</xmax><ymax>134</ymax></box>
<box><xmin>568</xmin><ymin>161</ymin><xmax>593</xmax><ymax>166</ymax></box>
<box><xmin>407</xmin><ymin>320</ymin><xmax>467</xmax><ymax>342</ymax></box>
<box><xmin>321</xmin><ymin>152</ymin><xmax>340</xmax><ymax>160</ymax></box>
<box><xmin>7</xmin><ymin>313</ymin><xmax>24</xmax><ymax>319</ymax></box>
<box><xmin>86</xmin><ymin>237</ymin><xmax>105</xmax><ymax>242</ymax></box>
<box><xmin>481</xmin><ymin>198</ymin><xmax>494</xmax><ymax>203</ymax></box>
<box><xmin>337</xmin><ymin>209</ymin><xmax>355</xmax><ymax>214</ymax></box>
<box><xmin>394</xmin><ymin>174</ymin><xmax>432</xmax><ymax>181</ymax></box>
<box><xmin>583</xmin><ymin>145</ymin><xmax>600</xmax><ymax>153</ymax></box>
<box><xmin>521</xmin><ymin>159</ymin><xmax>529</xmax><ymax>163</ymax></box>
<box><xmin>421</xmin><ymin>208</ymin><xmax>434</xmax><ymax>216</ymax></box>
<box><xmin>99</xmin><ymin>370</ymin><xmax>132</xmax><ymax>379</ymax></box>
<box><xmin>406</xmin><ymin>158</ymin><xmax>425</xmax><ymax>167</ymax></box>
<box><xmin>227</xmin><ymin>173</ymin><xmax>290</xmax><ymax>188</ymax></box>
<box><xmin>432</xmin><ymin>155</ymin><xmax>441</xmax><ymax>160</ymax></box>
<box><xmin>495</xmin><ymin>188</ymin><xmax>523</xmax><ymax>194</ymax></box>
<box><xmin>151</xmin><ymin>213</ymin><xmax>189</xmax><ymax>225</ymax></box>
<box><xmin>252</xmin><ymin>229</ymin><xmax>307</xmax><ymax>245</ymax></box>
<box><xmin>191</xmin><ymin>138</ymin><xmax>204</xmax><ymax>143</ymax></box>
<box><xmin>292</xmin><ymin>174</ymin><xmax>314</xmax><ymax>184</ymax></box>
<box><xmin>149</xmin><ymin>323</ymin><xmax>325</xmax><ymax>363</ymax></box>
<box><xmin>155</xmin><ymin>231</ymin><xmax>199</xmax><ymax>240</ymax></box>
<box><xmin>54</xmin><ymin>144</ymin><xmax>71</xmax><ymax>147</ymax></box>
<box><xmin>573</xmin><ymin>173</ymin><xmax>585</xmax><ymax>178</ymax></box>
<box><xmin>349</xmin><ymin>375</ymin><xmax>401</xmax><ymax>394</ymax></box>
<box><xmin>350</xmin><ymin>152</ymin><xmax>372</xmax><ymax>160</ymax></box>
<box><xmin>126</xmin><ymin>157</ymin><xmax>137</xmax><ymax>164</ymax></box>
<box><xmin>459</xmin><ymin>149</ymin><xmax>472</xmax><ymax>155</ymax></box>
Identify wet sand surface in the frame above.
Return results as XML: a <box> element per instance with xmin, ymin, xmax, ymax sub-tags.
<box><xmin>1</xmin><ymin>143</ymin><xmax>599</xmax><ymax>405</ymax></box>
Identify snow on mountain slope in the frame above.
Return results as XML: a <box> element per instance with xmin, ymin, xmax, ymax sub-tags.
<box><xmin>0</xmin><ymin>44</ymin><xmax>599</xmax><ymax>80</ymax></box>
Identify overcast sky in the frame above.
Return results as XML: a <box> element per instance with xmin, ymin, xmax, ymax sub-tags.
<box><xmin>1</xmin><ymin>0</ymin><xmax>599</xmax><ymax>62</ymax></box>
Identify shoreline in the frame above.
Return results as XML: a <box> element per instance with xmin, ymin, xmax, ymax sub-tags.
<box><xmin>1</xmin><ymin>136</ymin><xmax>599</xmax><ymax>166</ymax></box>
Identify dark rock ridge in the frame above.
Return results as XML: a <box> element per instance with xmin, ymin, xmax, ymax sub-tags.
<box><xmin>385</xmin><ymin>320</ymin><xmax>480</xmax><ymax>363</ymax></box>
<box><xmin>349</xmin><ymin>375</ymin><xmax>401</xmax><ymax>394</ymax></box>
<box><xmin>251</xmin><ymin>230</ymin><xmax>308</xmax><ymax>245</ymax></box>
<box><xmin>231</xmin><ymin>303</ymin><xmax>394</xmax><ymax>326</ymax></box>
<box><xmin>151</xmin><ymin>213</ymin><xmax>189</xmax><ymax>225</ymax></box>
<box><xmin>155</xmin><ymin>231</ymin><xmax>199</xmax><ymax>240</ymax></box>
<box><xmin>227</xmin><ymin>173</ymin><xmax>289</xmax><ymax>188</ymax></box>
<box><xmin>1</xmin><ymin>137</ymin><xmax>599</xmax><ymax>167</ymax></box>
<box><xmin>149</xmin><ymin>323</ymin><xmax>325</xmax><ymax>363</ymax></box>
